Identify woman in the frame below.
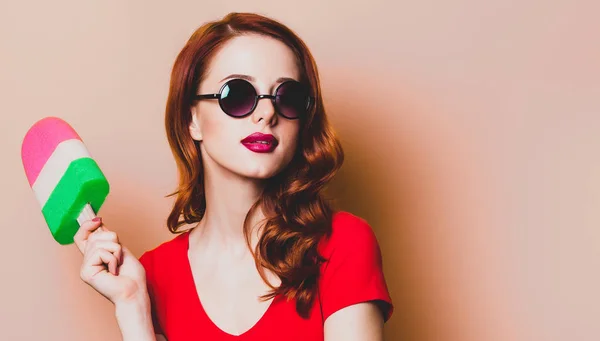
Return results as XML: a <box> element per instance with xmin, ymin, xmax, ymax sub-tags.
<box><xmin>74</xmin><ymin>12</ymin><xmax>393</xmax><ymax>341</ymax></box>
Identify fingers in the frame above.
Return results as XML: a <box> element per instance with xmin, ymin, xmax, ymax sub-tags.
<box><xmin>80</xmin><ymin>248</ymin><xmax>119</xmax><ymax>282</ymax></box>
<box><xmin>87</xmin><ymin>228</ymin><xmax>119</xmax><ymax>247</ymax></box>
<box><xmin>75</xmin><ymin>217</ymin><xmax>124</xmax><ymax>277</ymax></box>
<box><xmin>85</xmin><ymin>241</ymin><xmax>123</xmax><ymax>272</ymax></box>
<box><xmin>86</xmin><ymin>225</ymin><xmax>123</xmax><ymax>269</ymax></box>
<box><xmin>74</xmin><ymin>217</ymin><xmax>103</xmax><ymax>254</ymax></box>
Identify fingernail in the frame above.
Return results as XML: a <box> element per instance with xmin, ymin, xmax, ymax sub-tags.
<box><xmin>92</xmin><ymin>217</ymin><xmax>102</xmax><ymax>223</ymax></box>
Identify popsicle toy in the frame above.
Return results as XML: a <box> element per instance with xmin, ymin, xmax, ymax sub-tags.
<box><xmin>21</xmin><ymin>117</ymin><xmax>110</xmax><ymax>245</ymax></box>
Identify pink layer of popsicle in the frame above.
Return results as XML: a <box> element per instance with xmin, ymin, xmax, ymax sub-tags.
<box><xmin>21</xmin><ymin>117</ymin><xmax>82</xmax><ymax>186</ymax></box>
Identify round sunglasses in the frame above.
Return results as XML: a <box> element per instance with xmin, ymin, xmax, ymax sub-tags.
<box><xmin>194</xmin><ymin>78</ymin><xmax>313</xmax><ymax>119</ymax></box>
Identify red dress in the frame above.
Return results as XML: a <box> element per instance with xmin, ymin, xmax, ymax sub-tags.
<box><xmin>139</xmin><ymin>211</ymin><xmax>393</xmax><ymax>340</ymax></box>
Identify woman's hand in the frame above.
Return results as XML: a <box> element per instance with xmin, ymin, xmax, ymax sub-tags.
<box><xmin>74</xmin><ymin>217</ymin><xmax>147</xmax><ymax>305</ymax></box>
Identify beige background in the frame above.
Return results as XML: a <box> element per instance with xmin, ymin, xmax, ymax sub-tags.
<box><xmin>1</xmin><ymin>0</ymin><xmax>599</xmax><ymax>340</ymax></box>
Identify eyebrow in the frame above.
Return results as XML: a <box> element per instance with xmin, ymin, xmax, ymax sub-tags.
<box><xmin>219</xmin><ymin>74</ymin><xmax>298</xmax><ymax>84</ymax></box>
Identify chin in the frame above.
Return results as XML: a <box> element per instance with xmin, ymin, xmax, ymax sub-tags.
<box><xmin>236</xmin><ymin>162</ymin><xmax>287</xmax><ymax>180</ymax></box>
<box><xmin>241</xmin><ymin>168</ymin><xmax>280</xmax><ymax>180</ymax></box>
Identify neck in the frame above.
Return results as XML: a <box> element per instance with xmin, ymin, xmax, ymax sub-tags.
<box><xmin>191</xmin><ymin>151</ymin><xmax>267</xmax><ymax>257</ymax></box>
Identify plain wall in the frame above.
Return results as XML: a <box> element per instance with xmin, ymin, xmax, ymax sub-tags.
<box><xmin>1</xmin><ymin>0</ymin><xmax>599</xmax><ymax>340</ymax></box>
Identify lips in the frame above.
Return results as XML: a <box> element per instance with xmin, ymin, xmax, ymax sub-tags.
<box><xmin>241</xmin><ymin>132</ymin><xmax>278</xmax><ymax>153</ymax></box>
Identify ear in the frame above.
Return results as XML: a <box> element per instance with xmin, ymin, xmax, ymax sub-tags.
<box><xmin>189</xmin><ymin>106</ymin><xmax>203</xmax><ymax>141</ymax></box>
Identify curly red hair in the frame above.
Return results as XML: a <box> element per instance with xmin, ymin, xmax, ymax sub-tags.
<box><xmin>164</xmin><ymin>12</ymin><xmax>344</xmax><ymax>318</ymax></box>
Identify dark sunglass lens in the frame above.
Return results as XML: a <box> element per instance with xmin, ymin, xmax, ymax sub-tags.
<box><xmin>276</xmin><ymin>82</ymin><xmax>310</xmax><ymax>119</ymax></box>
<box><xmin>220</xmin><ymin>79</ymin><xmax>256</xmax><ymax>117</ymax></box>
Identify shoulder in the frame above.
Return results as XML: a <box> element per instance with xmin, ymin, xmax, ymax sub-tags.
<box><xmin>319</xmin><ymin>210</ymin><xmax>381</xmax><ymax>256</ymax></box>
<box><xmin>138</xmin><ymin>230</ymin><xmax>189</xmax><ymax>275</ymax></box>
<box><xmin>317</xmin><ymin>211</ymin><xmax>393</xmax><ymax>322</ymax></box>
<box><xmin>331</xmin><ymin>210</ymin><xmax>375</xmax><ymax>236</ymax></box>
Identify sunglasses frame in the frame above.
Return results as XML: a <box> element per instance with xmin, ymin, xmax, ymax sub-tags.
<box><xmin>194</xmin><ymin>78</ymin><xmax>314</xmax><ymax>120</ymax></box>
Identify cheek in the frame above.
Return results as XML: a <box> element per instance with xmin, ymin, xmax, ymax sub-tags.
<box><xmin>281</xmin><ymin>125</ymin><xmax>301</xmax><ymax>158</ymax></box>
<box><xmin>198</xmin><ymin>112</ymin><xmax>248</xmax><ymax>165</ymax></box>
<box><xmin>200</xmin><ymin>111</ymin><xmax>232</xmax><ymax>144</ymax></box>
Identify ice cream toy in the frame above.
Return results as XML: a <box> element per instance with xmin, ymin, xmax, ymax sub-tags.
<box><xmin>21</xmin><ymin>117</ymin><xmax>110</xmax><ymax>245</ymax></box>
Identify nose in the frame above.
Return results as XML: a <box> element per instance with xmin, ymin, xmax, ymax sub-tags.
<box><xmin>251</xmin><ymin>95</ymin><xmax>277</xmax><ymax>125</ymax></box>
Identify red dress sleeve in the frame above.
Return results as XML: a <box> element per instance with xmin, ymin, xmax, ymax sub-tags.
<box><xmin>139</xmin><ymin>251</ymin><xmax>165</xmax><ymax>335</ymax></box>
<box><xmin>319</xmin><ymin>212</ymin><xmax>394</xmax><ymax>322</ymax></box>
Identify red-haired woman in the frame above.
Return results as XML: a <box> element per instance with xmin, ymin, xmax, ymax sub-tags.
<box><xmin>74</xmin><ymin>12</ymin><xmax>393</xmax><ymax>341</ymax></box>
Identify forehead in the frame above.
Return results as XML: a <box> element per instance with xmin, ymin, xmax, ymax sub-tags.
<box><xmin>203</xmin><ymin>34</ymin><xmax>301</xmax><ymax>86</ymax></box>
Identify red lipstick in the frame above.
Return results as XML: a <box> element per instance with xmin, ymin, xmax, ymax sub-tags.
<box><xmin>241</xmin><ymin>133</ymin><xmax>278</xmax><ymax>153</ymax></box>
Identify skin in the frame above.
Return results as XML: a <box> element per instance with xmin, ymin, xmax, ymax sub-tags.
<box><xmin>75</xmin><ymin>34</ymin><xmax>384</xmax><ymax>341</ymax></box>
